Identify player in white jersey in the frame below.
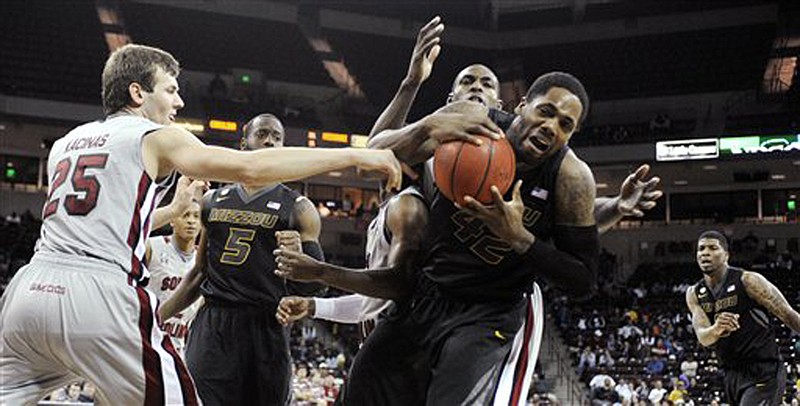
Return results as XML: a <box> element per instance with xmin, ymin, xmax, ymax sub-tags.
<box><xmin>145</xmin><ymin>197</ymin><xmax>202</xmax><ymax>354</ymax></box>
<box><xmin>277</xmin><ymin>187</ymin><xmax>425</xmax><ymax>336</ymax></box>
<box><xmin>0</xmin><ymin>44</ymin><xmax>401</xmax><ymax>406</ymax></box>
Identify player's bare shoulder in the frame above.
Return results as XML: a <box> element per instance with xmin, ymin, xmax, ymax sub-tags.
<box><xmin>555</xmin><ymin>150</ymin><xmax>596</xmax><ymax>225</ymax></box>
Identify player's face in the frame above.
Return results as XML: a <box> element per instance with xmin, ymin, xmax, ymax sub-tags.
<box><xmin>696</xmin><ymin>238</ymin><xmax>729</xmax><ymax>275</ymax></box>
<box><xmin>140</xmin><ymin>67</ymin><xmax>184</xmax><ymax>125</ymax></box>
<box><xmin>449</xmin><ymin>65</ymin><xmax>501</xmax><ymax>109</ymax></box>
<box><xmin>508</xmin><ymin>87</ymin><xmax>582</xmax><ymax>165</ymax></box>
<box><xmin>171</xmin><ymin>202</ymin><xmax>201</xmax><ymax>242</ymax></box>
<box><xmin>243</xmin><ymin>116</ymin><xmax>285</xmax><ymax>150</ymax></box>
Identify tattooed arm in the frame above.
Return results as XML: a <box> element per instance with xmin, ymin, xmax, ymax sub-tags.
<box><xmin>685</xmin><ymin>285</ymin><xmax>740</xmax><ymax>346</ymax></box>
<box><xmin>743</xmin><ymin>271</ymin><xmax>800</xmax><ymax>333</ymax></box>
<box><xmin>459</xmin><ymin>151</ymin><xmax>599</xmax><ymax>297</ymax></box>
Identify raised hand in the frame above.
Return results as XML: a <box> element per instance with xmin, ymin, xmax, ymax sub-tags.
<box><xmin>616</xmin><ymin>164</ymin><xmax>662</xmax><ymax>217</ymax></box>
<box><xmin>406</xmin><ymin>16</ymin><xmax>444</xmax><ymax>86</ymax></box>
<box><xmin>276</xmin><ymin>296</ymin><xmax>314</xmax><ymax>326</ymax></box>
<box><xmin>172</xmin><ymin>176</ymin><xmax>209</xmax><ymax>214</ymax></box>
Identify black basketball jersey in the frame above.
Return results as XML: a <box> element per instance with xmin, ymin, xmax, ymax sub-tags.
<box><xmin>200</xmin><ymin>184</ymin><xmax>304</xmax><ymax>307</ymax></box>
<box><xmin>693</xmin><ymin>267</ymin><xmax>781</xmax><ymax>369</ymax></box>
<box><xmin>420</xmin><ymin>116</ymin><xmax>569</xmax><ymax>302</ymax></box>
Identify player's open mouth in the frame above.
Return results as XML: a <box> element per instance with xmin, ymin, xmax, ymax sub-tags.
<box><xmin>526</xmin><ymin>135</ymin><xmax>550</xmax><ymax>153</ymax></box>
<box><xmin>168</xmin><ymin>114</ymin><xmax>176</xmax><ymax>122</ymax></box>
<box><xmin>468</xmin><ymin>95</ymin><xmax>486</xmax><ymax>105</ymax></box>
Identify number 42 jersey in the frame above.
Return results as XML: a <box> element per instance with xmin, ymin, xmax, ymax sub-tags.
<box><xmin>37</xmin><ymin>115</ymin><xmax>176</xmax><ymax>285</ymax></box>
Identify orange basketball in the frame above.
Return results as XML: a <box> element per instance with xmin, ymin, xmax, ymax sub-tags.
<box><xmin>433</xmin><ymin>136</ymin><xmax>516</xmax><ymax>206</ymax></box>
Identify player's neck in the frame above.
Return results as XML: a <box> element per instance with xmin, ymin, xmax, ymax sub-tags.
<box><xmin>241</xmin><ymin>183</ymin><xmax>276</xmax><ymax>196</ymax></box>
<box><xmin>703</xmin><ymin>265</ymin><xmax>728</xmax><ymax>289</ymax></box>
<box><xmin>171</xmin><ymin>235</ymin><xmax>195</xmax><ymax>255</ymax></box>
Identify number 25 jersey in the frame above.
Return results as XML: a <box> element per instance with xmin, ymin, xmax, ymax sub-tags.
<box><xmin>38</xmin><ymin>115</ymin><xmax>176</xmax><ymax>285</ymax></box>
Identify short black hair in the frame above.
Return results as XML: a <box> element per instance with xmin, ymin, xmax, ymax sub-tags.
<box><xmin>243</xmin><ymin>113</ymin><xmax>280</xmax><ymax>134</ymax></box>
<box><xmin>525</xmin><ymin>72</ymin><xmax>589</xmax><ymax>124</ymax></box>
<box><xmin>698</xmin><ymin>230</ymin><xmax>729</xmax><ymax>252</ymax></box>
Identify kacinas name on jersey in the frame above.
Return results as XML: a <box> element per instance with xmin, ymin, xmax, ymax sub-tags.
<box><xmin>208</xmin><ymin>208</ymin><xmax>280</xmax><ymax>228</ymax></box>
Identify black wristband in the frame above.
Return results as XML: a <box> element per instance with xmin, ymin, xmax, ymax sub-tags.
<box><xmin>301</xmin><ymin>240</ymin><xmax>325</xmax><ymax>262</ymax></box>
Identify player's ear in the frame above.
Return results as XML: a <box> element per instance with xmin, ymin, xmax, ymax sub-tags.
<box><xmin>446</xmin><ymin>92</ymin><xmax>454</xmax><ymax>104</ymax></box>
<box><xmin>128</xmin><ymin>82</ymin><xmax>145</xmax><ymax>107</ymax></box>
<box><xmin>514</xmin><ymin>97</ymin><xmax>526</xmax><ymax>115</ymax></box>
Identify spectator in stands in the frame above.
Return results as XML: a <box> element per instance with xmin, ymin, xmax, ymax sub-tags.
<box><xmin>591</xmin><ymin>376</ymin><xmax>620</xmax><ymax>405</ymax></box>
<box><xmin>578</xmin><ymin>347</ymin><xmax>597</xmax><ymax>376</ymax></box>
<box><xmin>614</xmin><ymin>378</ymin><xmax>635</xmax><ymax>404</ymax></box>
<box><xmin>667</xmin><ymin>380</ymin><xmax>689</xmax><ymax>403</ymax></box>
<box><xmin>648</xmin><ymin>379</ymin><xmax>667</xmax><ymax>404</ymax></box>
<box><xmin>680</xmin><ymin>354</ymin><xmax>699</xmax><ymax>378</ymax></box>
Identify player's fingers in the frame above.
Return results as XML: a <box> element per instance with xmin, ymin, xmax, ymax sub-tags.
<box><xmin>420</xmin><ymin>23</ymin><xmax>444</xmax><ymax>45</ymax></box>
<box><xmin>419</xmin><ymin>15</ymin><xmax>441</xmax><ymax>35</ymax></box>
<box><xmin>632</xmin><ymin>164</ymin><xmax>650</xmax><ymax>181</ymax></box>
<box><xmin>490</xmin><ymin>185</ymin><xmax>505</xmax><ymax>207</ymax></box>
<box><xmin>419</xmin><ymin>36</ymin><xmax>441</xmax><ymax>57</ymax></box>
<box><xmin>643</xmin><ymin>190</ymin><xmax>663</xmax><ymax>201</ymax></box>
<box><xmin>462</xmin><ymin>195</ymin><xmax>491</xmax><ymax>217</ymax></box>
<box><xmin>453</xmin><ymin>131</ymin><xmax>484</xmax><ymax>146</ymax></box>
<box><xmin>638</xmin><ymin>201</ymin><xmax>657</xmax><ymax>210</ymax></box>
<box><xmin>478</xmin><ymin>117</ymin><xmax>504</xmax><ymax>139</ymax></box>
<box><xmin>511</xmin><ymin>180</ymin><xmax>523</xmax><ymax>202</ymax></box>
<box><xmin>630</xmin><ymin>208</ymin><xmax>644</xmax><ymax>217</ymax></box>
<box><xmin>427</xmin><ymin>44</ymin><xmax>441</xmax><ymax>64</ymax></box>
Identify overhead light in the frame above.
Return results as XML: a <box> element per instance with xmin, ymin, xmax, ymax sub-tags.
<box><xmin>328</xmin><ymin>171</ymin><xmax>342</xmax><ymax>177</ymax></box>
<box><xmin>794</xmin><ymin>160</ymin><xmax>800</xmax><ymax>166</ymax></box>
<box><xmin>702</xmin><ymin>165</ymin><xmax>717</xmax><ymax>170</ymax></box>
<box><xmin>674</xmin><ymin>180</ymin><xmax>688</xmax><ymax>186</ymax></box>
<box><xmin>596</xmin><ymin>183</ymin><xmax>608</xmax><ymax>189</ymax></box>
<box><xmin>771</xmin><ymin>174</ymin><xmax>786</xmax><ymax>180</ymax></box>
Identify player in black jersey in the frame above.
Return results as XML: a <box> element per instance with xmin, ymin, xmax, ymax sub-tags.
<box><xmin>277</xmin><ymin>18</ymin><xmax>659</xmax><ymax>405</ymax></box>
<box><xmin>161</xmin><ymin>113</ymin><xmax>326</xmax><ymax>405</ymax></box>
<box><xmin>686</xmin><ymin>230</ymin><xmax>800</xmax><ymax>405</ymax></box>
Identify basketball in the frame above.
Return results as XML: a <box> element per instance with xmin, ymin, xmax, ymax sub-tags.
<box><xmin>433</xmin><ymin>136</ymin><xmax>516</xmax><ymax>206</ymax></box>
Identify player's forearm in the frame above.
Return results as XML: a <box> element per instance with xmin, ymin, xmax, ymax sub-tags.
<box><xmin>151</xmin><ymin>205</ymin><xmax>177</xmax><ymax>231</ymax></box>
<box><xmin>594</xmin><ymin>196</ymin><xmax>623</xmax><ymax>234</ymax></box>
<box><xmin>316</xmin><ymin>263</ymin><xmax>411</xmax><ymax>300</ymax></box>
<box><xmin>240</xmin><ymin>148</ymin><xmax>362</xmax><ymax>186</ymax></box>
<box><xmin>159</xmin><ymin>266</ymin><xmax>204</xmax><ymax>320</ymax></box>
<box><xmin>368</xmin><ymin>120</ymin><xmax>431</xmax><ymax>165</ymax></box>
<box><xmin>694</xmin><ymin>325</ymin><xmax>722</xmax><ymax>347</ymax></box>
<box><xmin>369</xmin><ymin>79</ymin><xmax>423</xmax><ymax>138</ymax></box>
<box><xmin>525</xmin><ymin>225</ymin><xmax>599</xmax><ymax>298</ymax></box>
<box><xmin>313</xmin><ymin>295</ymin><xmax>368</xmax><ymax>324</ymax></box>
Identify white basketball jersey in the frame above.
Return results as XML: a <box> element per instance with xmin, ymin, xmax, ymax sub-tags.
<box><xmin>361</xmin><ymin>186</ymin><xmax>424</xmax><ymax>320</ymax></box>
<box><xmin>37</xmin><ymin>115</ymin><xmax>176</xmax><ymax>285</ymax></box>
<box><xmin>146</xmin><ymin>235</ymin><xmax>200</xmax><ymax>352</ymax></box>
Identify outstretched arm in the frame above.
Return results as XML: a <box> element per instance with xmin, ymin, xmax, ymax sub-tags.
<box><xmin>368</xmin><ymin>101</ymin><xmax>503</xmax><ymax>166</ymax></box>
<box><xmin>158</xmin><ymin>228</ymin><xmax>207</xmax><ymax>321</ymax></box>
<box><xmin>595</xmin><ymin>164</ymin><xmax>662</xmax><ymax>233</ymax></box>
<box><xmin>274</xmin><ymin>193</ymin><xmax>428</xmax><ymax>300</ymax></box>
<box><xmin>369</xmin><ymin>16</ymin><xmax>443</xmax><ymax>138</ymax></box>
<box><xmin>743</xmin><ymin>271</ymin><xmax>800</xmax><ymax>333</ymax></box>
<box><xmin>144</xmin><ymin>126</ymin><xmax>402</xmax><ymax>191</ymax></box>
<box><xmin>686</xmin><ymin>285</ymin><xmax>740</xmax><ymax>346</ymax></box>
